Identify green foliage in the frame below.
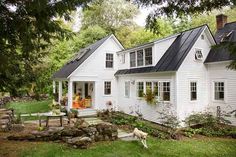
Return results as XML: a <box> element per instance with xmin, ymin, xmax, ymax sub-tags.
<box><xmin>184</xmin><ymin>112</ymin><xmax>235</xmax><ymax>137</ymax></box>
<box><xmin>143</xmin><ymin>87</ymin><xmax>156</xmax><ymax>104</ymax></box>
<box><xmin>107</xmin><ymin>112</ymin><xmax>169</xmax><ymax>139</ymax></box>
<box><xmin>6</xmin><ymin>100</ymin><xmax>51</xmax><ymax>114</ymax></box>
<box><xmin>82</xmin><ymin>0</ymin><xmax>138</xmax><ymax>33</ymax></box>
<box><xmin>0</xmin><ymin>0</ymin><xmax>90</xmax><ymax>95</ymax></box>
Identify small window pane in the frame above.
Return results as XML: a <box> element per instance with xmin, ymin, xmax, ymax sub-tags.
<box><xmin>145</xmin><ymin>48</ymin><xmax>152</xmax><ymax>65</ymax></box>
<box><xmin>104</xmin><ymin>81</ymin><xmax>111</xmax><ymax>95</ymax></box>
<box><xmin>137</xmin><ymin>49</ymin><xmax>144</xmax><ymax>66</ymax></box>
<box><xmin>130</xmin><ymin>52</ymin><xmax>136</xmax><ymax>67</ymax></box>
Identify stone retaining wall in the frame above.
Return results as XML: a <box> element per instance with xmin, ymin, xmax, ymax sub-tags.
<box><xmin>8</xmin><ymin>123</ymin><xmax>118</xmax><ymax>149</ymax></box>
<box><xmin>0</xmin><ymin>108</ymin><xmax>14</xmax><ymax>131</ymax></box>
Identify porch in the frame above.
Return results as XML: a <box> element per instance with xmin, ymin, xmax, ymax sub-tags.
<box><xmin>53</xmin><ymin>80</ymin><xmax>96</xmax><ymax>111</ymax></box>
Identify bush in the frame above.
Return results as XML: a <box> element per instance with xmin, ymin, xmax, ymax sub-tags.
<box><xmin>184</xmin><ymin>112</ymin><xmax>235</xmax><ymax>137</ymax></box>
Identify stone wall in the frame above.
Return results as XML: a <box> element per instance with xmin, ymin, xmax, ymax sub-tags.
<box><xmin>8</xmin><ymin>123</ymin><xmax>118</xmax><ymax>149</ymax></box>
<box><xmin>0</xmin><ymin>108</ymin><xmax>14</xmax><ymax>131</ymax></box>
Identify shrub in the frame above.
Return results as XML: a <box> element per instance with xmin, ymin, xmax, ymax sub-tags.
<box><xmin>184</xmin><ymin>112</ymin><xmax>235</xmax><ymax>137</ymax></box>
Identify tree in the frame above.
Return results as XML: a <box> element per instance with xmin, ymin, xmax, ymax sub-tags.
<box><xmin>81</xmin><ymin>0</ymin><xmax>139</xmax><ymax>33</ymax></box>
<box><xmin>0</xmin><ymin>0</ymin><xmax>91</xmax><ymax>95</ymax></box>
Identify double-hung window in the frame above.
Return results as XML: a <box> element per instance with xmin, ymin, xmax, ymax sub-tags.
<box><xmin>145</xmin><ymin>48</ymin><xmax>152</xmax><ymax>65</ymax></box>
<box><xmin>190</xmin><ymin>82</ymin><xmax>197</xmax><ymax>101</ymax></box>
<box><xmin>146</xmin><ymin>82</ymin><xmax>152</xmax><ymax>93</ymax></box>
<box><xmin>214</xmin><ymin>82</ymin><xmax>224</xmax><ymax>101</ymax></box>
<box><xmin>159</xmin><ymin>82</ymin><xmax>170</xmax><ymax>101</ymax></box>
<box><xmin>105</xmin><ymin>53</ymin><xmax>113</xmax><ymax>68</ymax></box>
<box><xmin>125</xmin><ymin>81</ymin><xmax>130</xmax><ymax>97</ymax></box>
<box><xmin>137</xmin><ymin>82</ymin><xmax>144</xmax><ymax>97</ymax></box>
<box><xmin>104</xmin><ymin>81</ymin><xmax>111</xmax><ymax>95</ymax></box>
<box><xmin>130</xmin><ymin>52</ymin><xmax>136</xmax><ymax>67</ymax></box>
<box><xmin>137</xmin><ymin>49</ymin><xmax>144</xmax><ymax>66</ymax></box>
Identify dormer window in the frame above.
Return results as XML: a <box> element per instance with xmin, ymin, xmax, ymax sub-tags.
<box><xmin>195</xmin><ymin>49</ymin><xmax>203</xmax><ymax>60</ymax></box>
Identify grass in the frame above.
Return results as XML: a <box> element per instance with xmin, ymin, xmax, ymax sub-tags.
<box><xmin>16</xmin><ymin>138</ymin><xmax>236</xmax><ymax>157</ymax></box>
<box><xmin>6</xmin><ymin>100</ymin><xmax>51</xmax><ymax>114</ymax></box>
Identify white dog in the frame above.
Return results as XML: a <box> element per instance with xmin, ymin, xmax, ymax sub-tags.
<box><xmin>133</xmin><ymin>128</ymin><xmax>148</xmax><ymax>148</ymax></box>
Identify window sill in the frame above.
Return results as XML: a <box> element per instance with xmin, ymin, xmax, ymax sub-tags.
<box><xmin>212</xmin><ymin>100</ymin><xmax>226</xmax><ymax>104</ymax></box>
<box><xmin>103</xmin><ymin>95</ymin><xmax>112</xmax><ymax>97</ymax></box>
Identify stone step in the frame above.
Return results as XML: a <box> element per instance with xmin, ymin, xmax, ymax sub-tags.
<box><xmin>118</xmin><ymin>129</ymin><xmax>136</xmax><ymax>141</ymax></box>
<box><xmin>77</xmin><ymin>109</ymin><xmax>97</xmax><ymax>118</ymax></box>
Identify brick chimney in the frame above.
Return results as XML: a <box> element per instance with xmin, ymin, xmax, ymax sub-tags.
<box><xmin>216</xmin><ymin>14</ymin><xmax>227</xmax><ymax>30</ymax></box>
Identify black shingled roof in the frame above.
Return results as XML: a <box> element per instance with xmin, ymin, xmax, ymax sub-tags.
<box><xmin>205</xmin><ymin>22</ymin><xmax>236</xmax><ymax>63</ymax></box>
<box><xmin>52</xmin><ymin>35</ymin><xmax>111</xmax><ymax>79</ymax></box>
<box><xmin>115</xmin><ymin>25</ymin><xmax>206</xmax><ymax>75</ymax></box>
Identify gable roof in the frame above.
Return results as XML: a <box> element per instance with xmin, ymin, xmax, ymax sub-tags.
<box><xmin>52</xmin><ymin>35</ymin><xmax>111</xmax><ymax>79</ymax></box>
<box><xmin>115</xmin><ymin>25</ymin><xmax>207</xmax><ymax>75</ymax></box>
<box><xmin>205</xmin><ymin>22</ymin><xmax>236</xmax><ymax>63</ymax></box>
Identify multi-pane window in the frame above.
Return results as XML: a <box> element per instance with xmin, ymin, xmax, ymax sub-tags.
<box><xmin>130</xmin><ymin>52</ymin><xmax>136</xmax><ymax>67</ymax></box>
<box><xmin>135</xmin><ymin>81</ymin><xmax>170</xmax><ymax>102</ymax></box>
<box><xmin>159</xmin><ymin>82</ymin><xmax>170</xmax><ymax>101</ymax></box>
<box><xmin>105</xmin><ymin>53</ymin><xmax>113</xmax><ymax>68</ymax></box>
<box><xmin>104</xmin><ymin>81</ymin><xmax>111</xmax><ymax>95</ymax></box>
<box><xmin>214</xmin><ymin>82</ymin><xmax>224</xmax><ymax>100</ymax></box>
<box><xmin>137</xmin><ymin>82</ymin><xmax>144</xmax><ymax>97</ymax></box>
<box><xmin>153</xmin><ymin>82</ymin><xmax>159</xmax><ymax>96</ymax></box>
<box><xmin>137</xmin><ymin>49</ymin><xmax>144</xmax><ymax>66</ymax></box>
<box><xmin>146</xmin><ymin>82</ymin><xmax>152</xmax><ymax>93</ymax></box>
<box><xmin>125</xmin><ymin>81</ymin><xmax>130</xmax><ymax>97</ymax></box>
<box><xmin>145</xmin><ymin>48</ymin><xmax>152</xmax><ymax>65</ymax></box>
<box><xmin>190</xmin><ymin>82</ymin><xmax>197</xmax><ymax>101</ymax></box>
<box><xmin>195</xmin><ymin>49</ymin><xmax>203</xmax><ymax>60</ymax></box>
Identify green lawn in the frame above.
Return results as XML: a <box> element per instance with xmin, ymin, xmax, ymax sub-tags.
<box><xmin>19</xmin><ymin>138</ymin><xmax>236</xmax><ymax>157</ymax></box>
<box><xmin>6</xmin><ymin>100</ymin><xmax>51</xmax><ymax>114</ymax></box>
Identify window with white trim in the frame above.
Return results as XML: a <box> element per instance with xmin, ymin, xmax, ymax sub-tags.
<box><xmin>130</xmin><ymin>52</ymin><xmax>136</xmax><ymax>67</ymax></box>
<box><xmin>159</xmin><ymin>82</ymin><xmax>170</xmax><ymax>101</ymax></box>
<box><xmin>214</xmin><ymin>82</ymin><xmax>224</xmax><ymax>101</ymax></box>
<box><xmin>190</xmin><ymin>82</ymin><xmax>197</xmax><ymax>101</ymax></box>
<box><xmin>104</xmin><ymin>81</ymin><xmax>111</xmax><ymax>95</ymax></box>
<box><xmin>146</xmin><ymin>82</ymin><xmax>152</xmax><ymax>93</ymax></box>
<box><xmin>125</xmin><ymin>81</ymin><xmax>130</xmax><ymax>97</ymax></box>
<box><xmin>145</xmin><ymin>48</ymin><xmax>152</xmax><ymax>65</ymax></box>
<box><xmin>195</xmin><ymin>49</ymin><xmax>203</xmax><ymax>60</ymax></box>
<box><xmin>105</xmin><ymin>53</ymin><xmax>113</xmax><ymax>68</ymax></box>
<box><xmin>153</xmin><ymin>82</ymin><xmax>159</xmax><ymax>96</ymax></box>
<box><xmin>137</xmin><ymin>82</ymin><xmax>144</xmax><ymax>97</ymax></box>
<box><xmin>137</xmin><ymin>49</ymin><xmax>144</xmax><ymax>66</ymax></box>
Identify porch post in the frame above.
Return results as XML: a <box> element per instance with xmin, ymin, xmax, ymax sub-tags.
<box><xmin>58</xmin><ymin>81</ymin><xmax>62</xmax><ymax>104</ymax></box>
<box><xmin>53</xmin><ymin>81</ymin><xmax>56</xmax><ymax>94</ymax></box>
<box><xmin>67</xmin><ymin>81</ymin><xmax>73</xmax><ymax>111</ymax></box>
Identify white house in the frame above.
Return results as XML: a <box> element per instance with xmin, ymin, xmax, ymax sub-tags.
<box><xmin>52</xmin><ymin>14</ymin><xmax>236</xmax><ymax>125</ymax></box>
